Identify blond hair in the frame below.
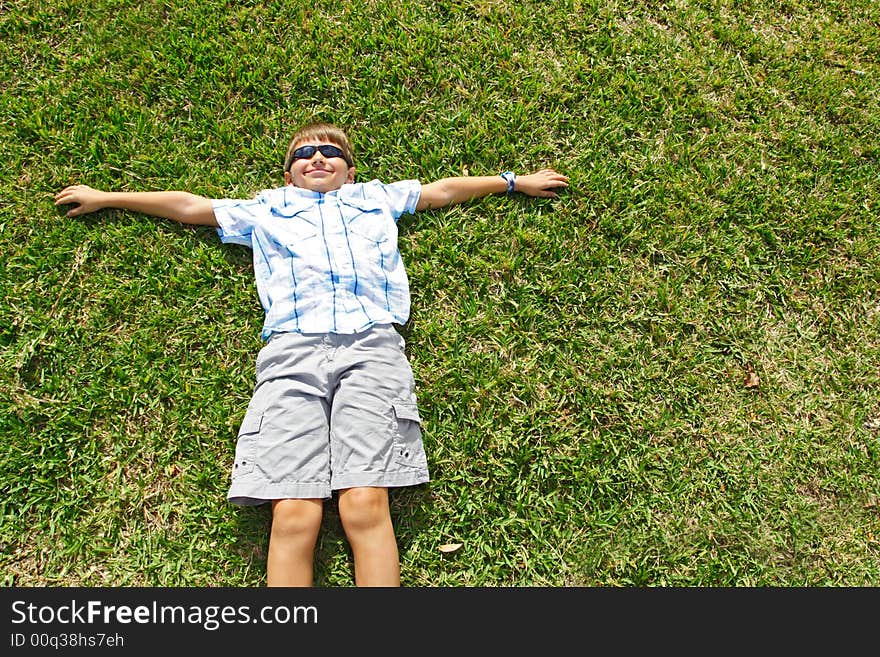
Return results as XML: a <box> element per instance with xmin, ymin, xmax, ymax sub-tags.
<box><xmin>283</xmin><ymin>123</ymin><xmax>354</xmax><ymax>172</ymax></box>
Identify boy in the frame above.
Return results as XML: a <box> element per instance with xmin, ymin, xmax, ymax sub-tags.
<box><xmin>55</xmin><ymin>122</ymin><xmax>569</xmax><ymax>586</ymax></box>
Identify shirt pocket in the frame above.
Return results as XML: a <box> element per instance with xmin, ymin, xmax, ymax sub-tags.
<box><xmin>281</xmin><ymin>216</ymin><xmax>320</xmax><ymax>244</ymax></box>
<box><xmin>269</xmin><ymin>200</ymin><xmax>320</xmax><ymax>241</ymax></box>
<box><xmin>341</xmin><ymin>197</ymin><xmax>394</xmax><ymax>244</ymax></box>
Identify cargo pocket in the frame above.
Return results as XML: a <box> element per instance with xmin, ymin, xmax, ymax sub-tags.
<box><xmin>232</xmin><ymin>413</ymin><xmax>263</xmax><ymax>479</ymax></box>
<box><xmin>391</xmin><ymin>401</ymin><xmax>428</xmax><ymax>470</ymax></box>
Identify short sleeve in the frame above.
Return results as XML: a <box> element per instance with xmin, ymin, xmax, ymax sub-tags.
<box><xmin>212</xmin><ymin>196</ymin><xmax>266</xmax><ymax>247</ymax></box>
<box><xmin>354</xmin><ymin>179</ymin><xmax>422</xmax><ymax>220</ymax></box>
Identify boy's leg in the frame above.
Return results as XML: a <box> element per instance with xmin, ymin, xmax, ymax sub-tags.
<box><xmin>337</xmin><ymin>487</ymin><xmax>400</xmax><ymax>587</ymax></box>
<box><xmin>267</xmin><ymin>498</ymin><xmax>324</xmax><ymax>587</ymax></box>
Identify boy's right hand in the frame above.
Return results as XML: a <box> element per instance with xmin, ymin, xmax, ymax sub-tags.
<box><xmin>54</xmin><ymin>184</ymin><xmax>107</xmax><ymax>217</ymax></box>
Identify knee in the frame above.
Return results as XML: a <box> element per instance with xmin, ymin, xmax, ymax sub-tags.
<box><xmin>271</xmin><ymin>499</ymin><xmax>323</xmax><ymax>540</ymax></box>
<box><xmin>338</xmin><ymin>487</ymin><xmax>390</xmax><ymax>534</ymax></box>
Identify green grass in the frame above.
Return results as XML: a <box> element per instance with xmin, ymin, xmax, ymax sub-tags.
<box><xmin>2</xmin><ymin>0</ymin><xmax>879</xmax><ymax>586</ymax></box>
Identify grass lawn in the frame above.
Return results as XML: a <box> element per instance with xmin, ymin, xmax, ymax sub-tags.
<box><xmin>2</xmin><ymin>0</ymin><xmax>879</xmax><ymax>586</ymax></box>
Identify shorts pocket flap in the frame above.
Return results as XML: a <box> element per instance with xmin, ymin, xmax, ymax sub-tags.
<box><xmin>393</xmin><ymin>402</ymin><xmax>421</xmax><ymax>424</ymax></box>
<box><xmin>238</xmin><ymin>414</ymin><xmax>263</xmax><ymax>436</ymax></box>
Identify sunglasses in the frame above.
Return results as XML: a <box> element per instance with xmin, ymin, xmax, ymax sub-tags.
<box><xmin>288</xmin><ymin>144</ymin><xmax>352</xmax><ymax>169</ymax></box>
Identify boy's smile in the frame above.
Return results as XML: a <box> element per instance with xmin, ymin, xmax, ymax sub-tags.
<box><xmin>284</xmin><ymin>141</ymin><xmax>355</xmax><ymax>193</ymax></box>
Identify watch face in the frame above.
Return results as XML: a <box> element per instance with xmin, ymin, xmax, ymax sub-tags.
<box><xmin>501</xmin><ymin>172</ymin><xmax>515</xmax><ymax>192</ymax></box>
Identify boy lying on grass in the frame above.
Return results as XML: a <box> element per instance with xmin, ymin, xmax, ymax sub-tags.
<box><xmin>55</xmin><ymin>122</ymin><xmax>569</xmax><ymax>586</ymax></box>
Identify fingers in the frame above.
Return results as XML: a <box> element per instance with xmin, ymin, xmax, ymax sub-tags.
<box><xmin>537</xmin><ymin>169</ymin><xmax>570</xmax><ymax>184</ymax></box>
<box><xmin>54</xmin><ymin>184</ymin><xmax>91</xmax><ymax>200</ymax></box>
<box><xmin>54</xmin><ymin>185</ymin><xmax>90</xmax><ymax>216</ymax></box>
<box><xmin>54</xmin><ymin>186</ymin><xmax>79</xmax><ymax>206</ymax></box>
<box><xmin>539</xmin><ymin>171</ymin><xmax>568</xmax><ymax>196</ymax></box>
<box><xmin>518</xmin><ymin>169</ymin><xmax>569</xmax><ymax>197</ymax></box>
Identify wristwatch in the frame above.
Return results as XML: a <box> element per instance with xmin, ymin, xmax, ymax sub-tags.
<box><xmin>500</xmin><ymin>171</ymin><xmax>516</xmax><ymax>195</ymax></box>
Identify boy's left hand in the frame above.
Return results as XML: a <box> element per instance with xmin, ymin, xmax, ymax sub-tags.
<box><xmin>516</xmin><ymin>169</ymin><xmax>570</xmax><ymax>198</ymax></box>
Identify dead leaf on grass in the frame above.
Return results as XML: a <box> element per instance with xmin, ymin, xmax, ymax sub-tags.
<box><xmin>438</xmin><ymin>543</ymin><xmax>463</xmax><ymax>553</ymax></box>
<box><xmin>743</xmin><ymin>364</ymin><xmax>760</xmax><ymax>389</ymax></box>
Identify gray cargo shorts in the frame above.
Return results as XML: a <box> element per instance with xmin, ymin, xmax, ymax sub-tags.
<box><xmin>228</xmin><ymin>324</ymin><xmax>429</xmax><ymax>504</ymax></box>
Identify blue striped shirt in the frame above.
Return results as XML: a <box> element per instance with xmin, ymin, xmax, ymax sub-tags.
<box><xmin>212</xmin><ymin>179</ymin><xmax>421</xmax><ymax>339</ymax></box>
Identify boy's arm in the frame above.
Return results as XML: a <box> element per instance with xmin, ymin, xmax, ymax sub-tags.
<box><xmin>415</xmin><ymin>168</ymin><xmax>568</xmax><ymax>211</ymax></box>
<box><xmin>54</xmin><ymin>185</ymin><xmax>219</xmax><ymax>227</ymax></box>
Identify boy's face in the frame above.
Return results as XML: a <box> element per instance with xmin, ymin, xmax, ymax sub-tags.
<box><xmin>284</xmin><ymin>140</ymin><xmax>355</xmax><ymax>193</ymax></box>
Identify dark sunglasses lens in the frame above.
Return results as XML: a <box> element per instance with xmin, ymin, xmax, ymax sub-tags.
<box><xmin>317</xmin><ymin>145</ymin><xmax>344</xmax><ymax>159</ymax></box>
<box><xmin>293</xmin><ymin>145</ymin><xmax>317</xmax><ymax>160</ymax></box>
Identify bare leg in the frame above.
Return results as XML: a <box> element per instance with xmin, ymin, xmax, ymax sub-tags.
<box><xmin>338</xmin><ymin>487</ymin><xmax>400</xmax><ymax>586</ymax></box>
<box><xmin>267</xmin><ymin>498</ymin><xmax>323</xmax><ymax>587</ymax></box>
